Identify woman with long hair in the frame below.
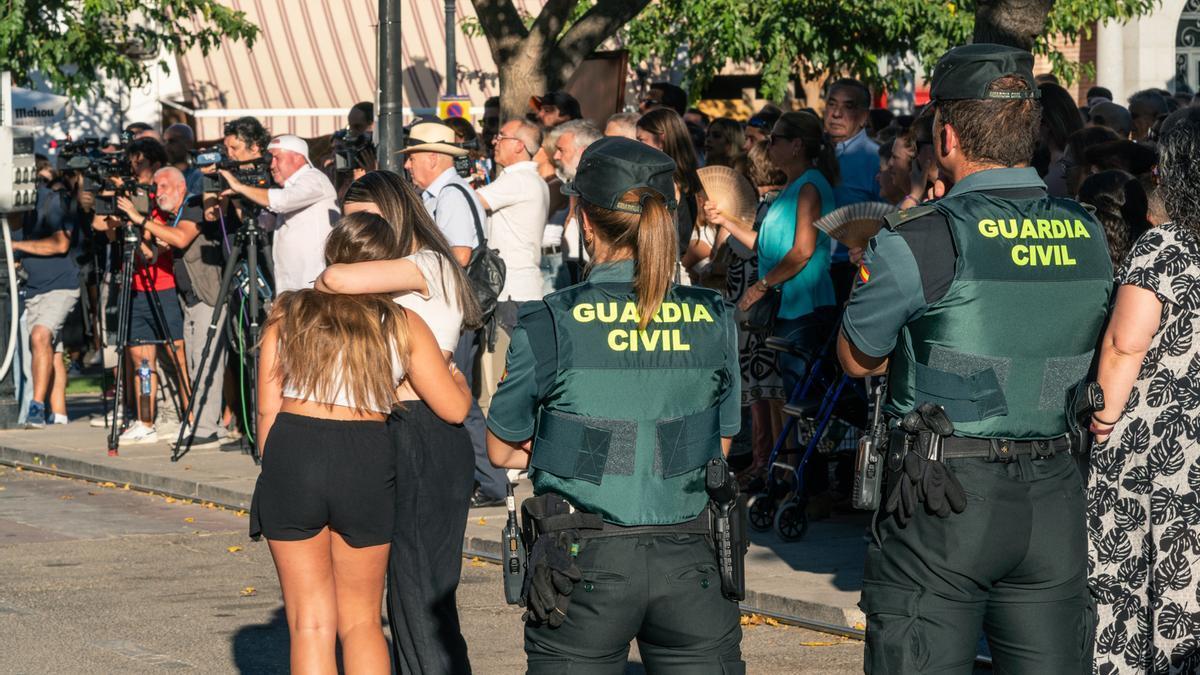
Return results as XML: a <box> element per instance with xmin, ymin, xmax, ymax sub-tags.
<box><xmin>486</xmin><ymin>137</ymin><xmax>744</xmax><ymax>671</ymax></box>
<box><xmin>315</xmin><ymin>171</ymin><xmax>481</xmax><ymax>673</ymax></box>
<box><xmin>708</xmin><ymin>111</ymin><xmax>839</xmax><ymax>388</ymax></box>
<box><xmin>636</xmin><ymin>107</ymin><xmax>705</xmax><ymax>261</ymax></box>
<box><xmin>253</xmin><ymin>211</ymin><xmax>471</xmax><ymax>674</ymax></box>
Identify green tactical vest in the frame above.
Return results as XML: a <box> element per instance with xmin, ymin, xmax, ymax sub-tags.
<box><xmin>523</xmin><ymin>277</ymin><xmax>735</xmax><ymax>526</ymax></box>
<box><xmin>887</xmin><ymin>192</ymin><xmax>1113</xmax><ymax>439</ymax></box>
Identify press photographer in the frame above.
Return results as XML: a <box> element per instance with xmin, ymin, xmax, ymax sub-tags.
<box><xmin>91</xmin><ymin>137</ymin><xmax>189</xmax><ymax>445</ymax></box>
<box><xmin>136</xmin><ymin>167</ymin><xmax>228</xmax><ymax>451</ymax></box>
<box><xmin>220</xmin><ymin>135</ymin><xmax>338</xmax><ymax>292</ymax></box>
<box><xmin>13</xmin><ymin>156</ymin><xmax>84</xmax><ymax>428</ymax></box>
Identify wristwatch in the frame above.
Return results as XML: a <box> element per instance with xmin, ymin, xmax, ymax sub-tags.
<box><xmin>756</xmin><ymin>278</ymin><xmax>771</xmax><ymax>292</ymax></box>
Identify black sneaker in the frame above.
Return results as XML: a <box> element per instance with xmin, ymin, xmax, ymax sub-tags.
<box><xmin>470</xmin><ymin>487</ymin><xmax>505</xmax><ymax>509</ymax></box>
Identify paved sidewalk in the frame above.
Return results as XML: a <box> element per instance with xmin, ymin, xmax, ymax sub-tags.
<box><xmin>0</xmin><ymin>396</ymin><xmax>870</xmax><ymax>630</ymax></box>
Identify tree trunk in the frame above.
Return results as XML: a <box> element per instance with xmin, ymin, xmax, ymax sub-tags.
<box><xmin>973</xmin><ymin>0</ymin><xmax>1055</xmax><ymax>51</ymax></box>
<box><xmin>498</xmin><ymin>50</ymin><xmax>552</xmax><ymax>121</ymax></box>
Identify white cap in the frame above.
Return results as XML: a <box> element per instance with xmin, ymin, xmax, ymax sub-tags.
<box><xmin>267</xmin><ymin>134</ymin><xmax>310</xmax><ymax>163</ymax></box>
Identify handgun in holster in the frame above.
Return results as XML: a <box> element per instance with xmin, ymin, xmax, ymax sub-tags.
<box><xmin>852</xmin><ymin>380</ymin><xmax>888</xmax><ymax>511</ymax></box>
<box><xmin>705</xmin><ymin>458</ymin><xmax>748</xmax><ymax>602</ymax></box>
<box><xmin>1067</xmin><ymin>381</ymin><xmax>1105</xmax><ymax>455</ymax></box>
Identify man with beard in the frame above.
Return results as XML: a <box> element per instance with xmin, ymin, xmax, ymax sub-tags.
<box><xmin>549</xmin><ymin>119</ymin><xmax>602</xmax><ymax>286</ymax></box>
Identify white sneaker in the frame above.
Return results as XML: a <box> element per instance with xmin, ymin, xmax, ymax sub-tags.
<box><xmin>118</xmin><ymin>422</ymin><xmax>159</xmax><ymax>444</ymax></box>
<box><xmin>51</xmin><ymin>414</ymin><xmax>68</xmax><ymax>425</ymax></box>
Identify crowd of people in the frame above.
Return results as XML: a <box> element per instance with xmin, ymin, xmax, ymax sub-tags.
<box><xmin>15</xmin><ymin>45</ymin><xmax>1200</xmax><ymax>671</ymax></box>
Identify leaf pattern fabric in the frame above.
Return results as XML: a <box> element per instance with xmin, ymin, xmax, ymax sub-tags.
<box><xmin>1091</xmin><ymin>223</ymin><xmax>1200</xmax><ymax>674</ymax></box>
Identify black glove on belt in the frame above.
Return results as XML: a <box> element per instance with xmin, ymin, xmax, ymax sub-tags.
<box><xmin>521</xmin><ymin>530</ymin><xmax>582</xmax><ymax>628</ymax></box>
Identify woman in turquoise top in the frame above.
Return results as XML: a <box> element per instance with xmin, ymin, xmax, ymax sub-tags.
<box><xmin>710</xmin><ymin>111</ymin><xmax>839</xmax><ymax>390</ymax></box>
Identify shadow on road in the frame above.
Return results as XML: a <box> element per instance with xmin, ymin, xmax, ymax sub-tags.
<box><xmin>232</xmin><ymin>606</ymin><xmax>289</xmax><ymax>674</ymax></box>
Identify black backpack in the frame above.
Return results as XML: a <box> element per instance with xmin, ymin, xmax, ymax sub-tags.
<box><xmin>439</xmin><ymin>182</ymin><xmax>505</xmax><ymax>324</ymax></box>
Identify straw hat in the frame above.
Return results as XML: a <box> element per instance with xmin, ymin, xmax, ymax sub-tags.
<box><xmin>397</xmin><ymin>122</ymin><xmax>468</xmax><ymax>157</ymax></box>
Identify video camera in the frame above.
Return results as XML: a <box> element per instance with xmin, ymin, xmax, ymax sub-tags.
<box><xmin>55</xmin><ymin>137</ymin><xmax>133</xmax><ymax>192</ymax></box>
<box><xmin>331</xmin><ymin>128</ymin><xmax>374</xmax><ymax>173</ymax></box>
<box><xmin>193</xmin><ymin>150</ymin><xmax>272</xmax><ymax>194</ymax></box>
<box><xmin>454</xmin><ymin>138</ymin><xmax>479</xmax><ymax>179</ymax></box>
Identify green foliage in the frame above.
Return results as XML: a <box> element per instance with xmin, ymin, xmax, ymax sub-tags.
<box><xmin>624</xmin><ymin>0</ymin><xmax>1158</xmax><ymax>101</ymax></box>
<box><xmin>0</xmin><ymin>0</ymin><xmax>258</xmax><ymax>100</ymax></box>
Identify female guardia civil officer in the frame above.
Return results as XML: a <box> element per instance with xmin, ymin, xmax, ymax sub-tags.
<box><xmin>486</xmin><ymin>137</ymin><xmax>745</xmax><ymax>674</ymax></box>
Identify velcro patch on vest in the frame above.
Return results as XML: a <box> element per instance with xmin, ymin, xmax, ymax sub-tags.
<box><xmin>655</xmin><ymin>407</ymin><xmax>721</xmax><ymax>479</ymax></box>
<box><xmin>1039</xmin><ymin>352</ymin><xmax>1095</xmax><ymax>411</ymax></box>
<box><xmin>531</xmin><ymin>410</ymin><xmax>638</xmax><ymax>484</ymax></box>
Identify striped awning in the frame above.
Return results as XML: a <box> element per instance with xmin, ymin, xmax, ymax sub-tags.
<box><xmin>173</xmin><ymin>0</ymin><xmax>542</xmax><ymax>140</ymax></box>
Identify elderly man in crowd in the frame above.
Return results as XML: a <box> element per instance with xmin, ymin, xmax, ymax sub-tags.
<box><xmin>139</xmin><ymin>167</ymin><xmax>229</xmax><ymax>450</ymax></box>
<box><xmin>824</xmin><ymin>78</ymin><xmax>882</xmax><ymax>304</ymax></box>
<box><xmin>221</xmin><ymin>135</ymin><xmax>338</xmax><ymax>292</ymax></box>
<box><xmin>473</xmin><ymin>118</ymin><xmax>549</xmax><ymax>503</ymax></box>
<box><xmin>552</xmin><ymin>119</ymin><xmax>602</xmax><ymax>285</ymax></box>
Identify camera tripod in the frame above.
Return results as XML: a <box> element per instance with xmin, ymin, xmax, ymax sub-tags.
<box><xmin>171</xmin><ymin>210</ymin><xmax>272</xmax><ymax>463</ymax></box>
<box><xmin>106</xmin><ymin>224</ymin><xmax>189</xmax><ymax>456</ymax></box>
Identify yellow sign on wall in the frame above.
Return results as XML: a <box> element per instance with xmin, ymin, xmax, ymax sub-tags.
<box><xmin>438</xmin><ymin>97</ymin><xmax>472</xmax><ymax>122</ymax></box>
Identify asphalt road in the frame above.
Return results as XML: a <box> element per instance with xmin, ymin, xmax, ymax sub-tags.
<box><xmin>0</xmin><ymin>468</ymin><xmax>864</xmax><ymax>674</ymax></box>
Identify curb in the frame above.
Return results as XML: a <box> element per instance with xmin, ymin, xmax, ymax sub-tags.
<box><xmin>0</xmin><ymin>442</ymin><xmax>865</xmax><ymax>634</ymax></box>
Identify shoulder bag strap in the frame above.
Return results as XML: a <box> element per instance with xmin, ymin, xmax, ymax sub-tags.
<box><xmin>440</xmin><ymin>182</ymin><xmax>486</xmax><ymax>247</ymax></box>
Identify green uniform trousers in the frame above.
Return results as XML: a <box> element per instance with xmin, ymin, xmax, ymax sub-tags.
<box><xmin>524</xmin><ymin>533</ymin><xmax>745</xmax><ymax>674</ymax></box>
<box><xmin>861</xmin><ymin>452</ymin><xmax>1094</xmax><ymax>674</ymax></box>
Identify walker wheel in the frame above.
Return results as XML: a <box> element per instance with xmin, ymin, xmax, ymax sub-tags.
<box><xmin>747</xmin><ymin>493</ymin><xmax>776</xmax><ymax>532</ymax></box>
<box><xmin>774</xmin><ymin>501</ymin><xmax>809</xmax><ymax>542</ymax></box>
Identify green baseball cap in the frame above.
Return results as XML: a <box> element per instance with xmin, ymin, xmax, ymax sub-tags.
<box><xmin>561</xmin><ymin>137</ymin><xmax>678</xmax><ymax>214</ymax></box>
<box><xmin>929</xmin><ymin>43</ymin><xmax>1040</xmax><ymax>103</ymax></box>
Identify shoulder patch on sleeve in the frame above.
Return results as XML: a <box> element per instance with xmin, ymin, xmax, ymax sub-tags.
<box><xmin>883</xmin><ymin>204</ymin><xmax>938</xmax><ymax>231</ymax></box>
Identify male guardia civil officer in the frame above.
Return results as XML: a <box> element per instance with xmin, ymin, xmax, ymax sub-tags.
<box><xmin>838</xmin><ymin>44</ymin><xmax>1112</xmax><ymax>673</ymax></box>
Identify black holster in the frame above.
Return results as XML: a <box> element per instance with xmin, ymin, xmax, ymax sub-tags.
<box><xmin>706</xmin><ymin>458</ymin><xmax>748</xmax><ymax>602</ymax></box>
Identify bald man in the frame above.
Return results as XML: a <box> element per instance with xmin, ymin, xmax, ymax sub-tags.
<box><xmin>147</xmin><ymin>167</ymin><xmax>229</xmax><ymax>450</ymax></box>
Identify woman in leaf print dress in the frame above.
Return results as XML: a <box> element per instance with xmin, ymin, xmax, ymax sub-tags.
<box><xmin>1089</xmin><ymin>107</ymin><xmax>1200</xmax><ymax>674</ymax></box>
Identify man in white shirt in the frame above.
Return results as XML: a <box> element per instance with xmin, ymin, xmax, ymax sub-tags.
<box><xmin>476</xmin><ymin>119</ymin><xmax>550</xmax><ymax>302</ymax></box>
<box><xmin>474</xmin><ymin>119</ymin><xmax>549</xmax><ymax>424</ymax></box>
<box><xmin>222</xmin><ymin>134</ymin><xmax>338</xmax><ymax>292</ymax></box>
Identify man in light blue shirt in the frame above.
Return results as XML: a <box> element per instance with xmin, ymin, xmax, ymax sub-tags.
<box><xmin>404</xmin><ymin>123</ymin><xmax>482</xmax><ymax>266</ymax></box>
<box><xmin>824</xmin><ymin>78</ymin><xmax>882</xmax><ymax>208</ymax></box>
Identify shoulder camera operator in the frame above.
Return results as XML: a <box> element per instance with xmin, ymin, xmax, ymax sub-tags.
<box><xmin>13</xmin><ymin>156</ymin><xmax>84</xmax><ymax>428</ymax></box>
<box><xmin>220</xmin><ymin>135</ymin><xmax>337</xmax><ymax>292</ymax></box>
<box><xmin>203</xmin><ymin>117</ymin><xmax>270</xmax><ymax>224</ymax></box>
<box><xmin>91</xmin><ymin>137</ymin><xmax>189</xmax><ymax>445</ymax></box>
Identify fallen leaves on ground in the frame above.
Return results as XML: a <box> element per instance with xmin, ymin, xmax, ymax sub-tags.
<box><xmin>87</xmin><ymin>491</ymin><xmax>98</xmax><ymax>496</ymax></box>
<box><xmin>740</xmin><ymin>613</ymin><xmax>782</xmax><ymax>628</ymax></box>
<box><xmin>164</xmin><ymin>497</ymin><xmax>176</xmax><ymax>504</ymax></box>
<box><xmin>477</xmin><ymin>517</ymin><xmax>487</xmax><ymax>525</ymax></box>
<box><xmin>235</xmin><ymin>510</ymin><xmax>247</xmax><ymax>517</ymax></box>
<box><xmin>227</xmin><ymin>545</ymin><xmax>243</xmax><ymax>553</ymax></box>
<box><xmin>239</xmin><ymin>587</ymin><xmax>257</xmax><ymax>597</ymax></box>
<box><xmin>58</xmin><ymin>494</ymin><xmax>74</xmax><ymax>500</ymax></box>
<box><xmin>184</xmin><ymin>517</ymin><xmax>195</xmax><ymax>523</ymax></box>
<box><xmin>99</xmin><ymin>482</ymin><xmax>117</xmax><ymax>488</ymax></box>
<box><xmin>122</xmin><ymin>483</ymin><xmax>130</xmax><ymax>490</ymax></box>
<box><xmin>469</xmin><ymin>557</ymin><xmax>486</xmax><ymax>567</ymax></box>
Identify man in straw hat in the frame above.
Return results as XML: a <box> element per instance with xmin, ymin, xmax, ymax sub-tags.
<box><xmin>838</xmin><ymin>44</ymin><xmax>1112</xmax><ymax>672</ymax></box>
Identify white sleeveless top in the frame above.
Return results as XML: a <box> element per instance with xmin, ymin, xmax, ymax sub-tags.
<box><xmin>394</xmin><ymin>249</ymin><xmax>464</xmax><ymax>353</ymax></box>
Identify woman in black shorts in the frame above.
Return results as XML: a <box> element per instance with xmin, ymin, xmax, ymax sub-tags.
<box><xmin>316</xmin><ymin>171</ymin><xmax>481</xmax><ymax>672</ymax></box>
<box><xmin>253</xmin><ymin>211</ymin><xmax>471</xmax><ymax>673</ymax></box>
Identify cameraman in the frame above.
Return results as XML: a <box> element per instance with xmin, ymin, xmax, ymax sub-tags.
<box><xmin>13</xmin><ymin>156</ymin><xmax>82</xmax><ymax>428</ymax></box>
<box><xmin>139</xmin><ymin>167</ymin><xmax>228</xmax><ymax>450</ymax></box>
<box><xmin>220</xmin><ymin>135</ymin><xmax>337</xmax><ymax>292</ymax></box>
<box><xmin>92</xmin><ymin>137</ymin><xmax>189</xmax><ymax>445</ymax></box>
<box><xmin>205</xmin><ymin>117</ymin><xmax>270</xmax><ymax>224</ymax></box>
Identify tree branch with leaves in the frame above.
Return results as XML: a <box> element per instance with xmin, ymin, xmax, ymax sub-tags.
<box><xmin>0</xmin><ymin>0</ymin><xmax>258</xmax><ymax>100</ymax></box>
